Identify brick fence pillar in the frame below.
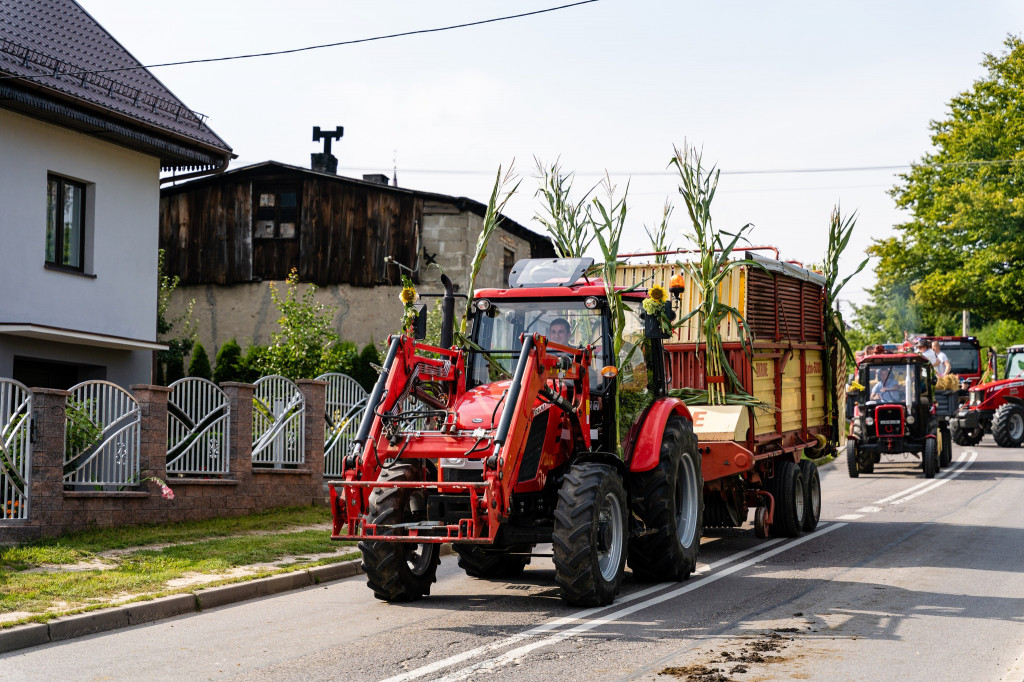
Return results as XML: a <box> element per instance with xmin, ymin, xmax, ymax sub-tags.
<box><xmin>28</xmin><ymin>388</ymin><xmax>70</xmax><ymax>538</ymax></box>
<box><xmin>297</xmin><ymin>379</ymin><xmax>327</xmax><ymax>505</ymax></box>
<box><xmin>221</xmin><ymin>382</ymin><xmax>254</xmax><ymax>482</ymax></box>
<box><xmin>131</xmin><ymin>385</ymin><xmax>170</xmax><ymax>492</ymax></box>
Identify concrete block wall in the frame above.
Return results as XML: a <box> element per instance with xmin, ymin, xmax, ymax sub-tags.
<box><xmin>0</xmin><ymin>381</ymin><xmax>328</xmax><ymax>544</ymax></box>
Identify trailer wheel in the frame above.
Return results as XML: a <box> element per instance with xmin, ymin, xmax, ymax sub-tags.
<box><xmin>627</xmin><ymin>416</ymin><xmax>703</xmax><ymax>582</ymax></box>
<box><xmin>992</xmin><ymin>403</ymin><xmax>1024</xmax><ymax>448</ymax></box>
<box><xmin>939</xmin><ymin>426</ymin><xmax>952</xmax><ymax>468</ymax></box>
<box><xmin>846</xmin><ymin>440</ymin><xmax>859</xmax><ymax>478</ymax></box>
<box><xmin>553</xmin><ymin>462</ymin><xmax>628</xmax><ymax>606</ymax></box>
<box><xmin>951</xmin><ymin>423</ymin><xmax>984</xmax><ymax>446</ymax></box>
<box><xmin>922</xmin><ymin>437</ymin><xmax>938</xmax><ymax>479</ymax></box>
<box><xmin>768</xmin><ymin>460</ymin><xmax>805</xmax><ymax>538</ymax></box>
<box><xmin>359</xmin><ymin>461</ymin><xmax>441</xmax><ymax>602</ymax></box>
<box><xmin>455</xmin><ymin>544</ymin><xmax>532</xmax><ymax>579</ymax></box>
<box><xmin>798</xmin><ymin>459</ymin><xmax>821</xmax><ymax>532</ymax></box>
<box><xmin>754</xmin><ymin>506</ymin><xmax>769</xmax><ymax>539</ymax></box>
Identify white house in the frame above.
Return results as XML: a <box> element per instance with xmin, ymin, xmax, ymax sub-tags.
<box><xmin>0</xmin><ymin>0</ymin><xmax>233</xmax><ymax>388</ymax></box>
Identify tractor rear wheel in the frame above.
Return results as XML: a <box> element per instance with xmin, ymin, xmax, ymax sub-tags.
<box><xmin>553</xmin><ymin>462</ymin><xmax>628</xmax><ymax>606</ymax></box>
<box><xmin>768</xmin><ymin>460</ymin><xmax>805</xmax><ymax>538</ymax></box>
<box><xmin>798</xmin><ymin>459</ymin><xmax>821</xmax><ymax>532</ymax></box>
<box><xmin>951</xmin><ymin>423</ymin><xmax>984</xmax><ymax>446</ymax></box>
<box><xmin>992</xmin><ymin>403</ymin><xmax>1024</xmax><ymax>448</ymax></box>
<box><xmin>455</xmin><ymin>544</ymin><xmax>532</xmax><ymax>579</ymax></box>
<box><xmin>359</xmin><ymin>461</ymin><xmax>441</xmax><ymax>602</ymax></box>
<box><xmin>939</xmin><ymin>426</ymin><xmax>952</xmax><ymax>468</ymax></box>
<box><xmin>846</xmin><ymin>440</ymin><xmax>859</xmax><ymax>478</ymax></box>
<box><xmin>627</xmin><ymin>416</ymin><xmax>703</xmax><ymax>582</ymax></box>
<box><xmin>922</xmin><ymin>437</ymin><xmax>938</xmax><ymax>479</ymax></box>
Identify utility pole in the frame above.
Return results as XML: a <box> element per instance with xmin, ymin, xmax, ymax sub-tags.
<box><xmin>962</xmin><ymin>309</ymin><xmax>970</xmax><ymax>336</ymax></box>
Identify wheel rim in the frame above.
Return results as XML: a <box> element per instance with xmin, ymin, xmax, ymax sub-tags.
<box><xmin>406</xmin><ymin>543</ymin><xmax>433</xmax><ymax>576</ymax></box>
<box><xmin>675</xmin><ymin>454</ymin><xmax>701</xmax><ymax>547</ymax></box>
<box><xmin>596</xmin><ymin>491</ymin><xmax>624</xmax><ymax>582</ymax></box>
<box><xmin>1010</xmin><ymin>413</ymin><xmax>1024</xmax><ymax>440</ymax></box>
<box><xmin>793</xmin><ymin>474</ymin><xmax>805</xmax><ymax>523</ymax></box>
<box><xmin>809</xmin><ymin>473</ymin><xmax>821</xmax><ymax>519</ymax></box>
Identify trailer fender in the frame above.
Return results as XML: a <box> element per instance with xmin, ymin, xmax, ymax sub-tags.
<box><xmin>628</xmin><ymin>398</ymin><xmax>693</xmax><ymax>473</ymax></box>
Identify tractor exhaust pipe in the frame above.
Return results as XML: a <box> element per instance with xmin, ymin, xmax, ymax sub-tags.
<box><xmin>440</xmin><ymin>273</ymin><xmax>455</xmax><ymax>349</ymax></box>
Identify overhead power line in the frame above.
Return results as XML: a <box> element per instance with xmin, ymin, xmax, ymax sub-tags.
<box><xmin>0</xmin><ymin>0</ymin><xmax>599</xmax><ymax>82</ymax></box>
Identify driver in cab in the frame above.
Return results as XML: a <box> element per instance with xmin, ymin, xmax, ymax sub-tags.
<box><xmin>547</xmin><ymin>318</ymin><xmax>571</xmax><ymax>346</ymax></box>
<box><xmin>870</xmin><ymin>367</ymin><xmax>905</xmax><ymax>403</ymax></box>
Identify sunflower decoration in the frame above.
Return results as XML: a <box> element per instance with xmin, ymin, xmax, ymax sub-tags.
<box><xmin>641</xmin><ymin>284</ymin><xmax>673</xmax><ymax>334</ymax></box>
<box><xmin>399</xmin><ymin>275</ymin><xmax>418</xmax><ymax>332</ymax></box>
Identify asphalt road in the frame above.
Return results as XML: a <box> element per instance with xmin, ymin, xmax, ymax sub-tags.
<box><xmin>4</xmin><ymin>440</ymin><xmax>1024</xmax><ymax>682</ymax></box>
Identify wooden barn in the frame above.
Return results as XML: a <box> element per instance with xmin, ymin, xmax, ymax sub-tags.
<box><xmin>158</xmin><ymin>161</ymin><xmax>554</xmax><ymax>350</ymax></box>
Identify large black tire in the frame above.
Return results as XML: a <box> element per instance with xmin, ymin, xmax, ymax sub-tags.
<box><xmin>860</xmin><ymin>454</ymin><xmax>875</xmax><ymax>475</ymax></box>
<box><xmin>846</xmin><ymin>439</ymin><xmax>859</xmax><ymax>478</ymax></box>
<box><xmin>627</xmin><ymin>416</ymin><xmax>703</xmax><ymax>582</ymax></box>
<box><xmin>992</xmin><ymin>403</ymin><xmax>1024</xmax><ymax>448</ymax></box>
<box><xmin>553</xmin><ymin>463</ymin><xmax>628</xmax><ymax>606</ymax></box>
<box><xmin>359</xmin><ymin>461</ymin><xmax>441</xmax><ymax>602</ymax></box>
<box><xmin>922</xmin><ymin>437</ymin><xmax>938</xmax><ymax>479</ymax></box>
<box><xmin>798</xmin><ymin>459</ymin><xmax>821</xmax><ymax>532</ymax></box>
<box><xmin>768</xmin><ymin>460</ymin><xmax>805</xmax><ymax>538</ymax></box>
<box><xmin>455</xmin><ymin>544</ymin><xmax>531</xmax><ymax>579</ymax></box>
<box><xmin>939</xmin><ymin>426</ymin><xmax>952</xmax><ymax>468</ymax></box>
<box><xmin>951</xmin><ymin>423</ymin><xmax>984</xmax><ymax>446</ymax></box>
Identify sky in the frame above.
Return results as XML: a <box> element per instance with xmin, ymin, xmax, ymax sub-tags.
<box><xmin>79</xmin><ymin>0</ymin><xmax>1024</xmax><ymax>311</ymax></box>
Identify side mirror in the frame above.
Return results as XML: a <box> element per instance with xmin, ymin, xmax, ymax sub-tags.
<box><xmin>412</xmin><ymin>303</ymin><xmax>428</xmax><ymax>340</ymax></box>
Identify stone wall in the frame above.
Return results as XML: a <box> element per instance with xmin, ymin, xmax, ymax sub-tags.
<box><xmin>0</xmin><ymin>381</ymin><xmax>327</xmax><ymax>544</ymax></box>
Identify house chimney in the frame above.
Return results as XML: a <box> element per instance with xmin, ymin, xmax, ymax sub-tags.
<box><xmin>362</xmin><ymin>174</ymin><xmax>390</xmax><ymax>185</ymax></box>
<box><xmin>311</xmin><ymin>125</ymin><xmax>343</xmax><ymax>174</ymax></box>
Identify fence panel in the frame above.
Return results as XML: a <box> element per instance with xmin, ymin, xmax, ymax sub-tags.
<box><xmin>65</xmin><ymin>381</ymin><xmax>140</xmax><ymax>487</ymax></box>
<box><xmin>0</xmin><ymin>379</ymin><xmax>32</xmax><ymax>521</ymax></box>
<box><xmin>167</xmin><ymin>378</ymin><xmax>231</xmax><ymax>476</ymax></box>
<box><xmin>252</xmin><ymin>375</ymin><xmax>305</xmax><ymax>467</ymax></box>
<box><xmin>317</xmin><ymin>373</ymin><xmax>368</xmax><ymax>478</ymax></box>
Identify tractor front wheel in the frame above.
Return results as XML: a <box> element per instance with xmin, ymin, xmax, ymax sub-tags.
<box><xmin>846</xmin><ymin>440</ymin><xmax>859</xmax><ymax>478</ymax></box>
<box><xmin>553</xmin><ymin>463</ymin><xmax>628</xmax><ymax>606</ymax></box>
<box><xmin>992</xmin><ymin>403</ymin><xmax>1024</xmax><ymax>448</ymax></box>
<box><xmin>939</xmin><ymin>426</ymin><xmax>952</xmax><ymax>468</ymax></box>
<box><xmin>627</xmin><ymin>416</ymin><xmax>703</xmax><ymax>582</ymax></box>
<box><xmin>359</xmin><ymin>461</ymin><xmax>441</xmax><ymax>602</ymax></box>
<box><xmin>455</xmin><ymin>544</ymin><xmax>532</xmax><ymax>579</ymax></box>
<box><xmin>923</xmin><ymin>437</ymin><xmax>938</xmax><ymax>479</ymax></box>
<box><xmin>951</xmin><ymin>423</ymin><xmax>984</xmax><ymax>447</ymax></box>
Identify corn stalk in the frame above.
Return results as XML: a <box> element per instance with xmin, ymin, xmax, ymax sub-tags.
<box><xmin>821</xmin><ymin>206</ymin><xmax>867</xmax><ymax>431</ymax></box>
<box><xmin>533</xmin><ymin>157</ymin><xmax>595</xmax><ymax>258</ymax></box>
<box><xmin>670</xmin><ymin>143</ymin><xmax>760</xmax><ymax>406</ymax></box>
<box><xmin>644</xmin><ymin>200</ymin><xmax>674</xmax><ymax>263</ymax></box>
<box><xmin>460</xmin><ymin>163</ymin><xmax>521</xmax><ymax>335</ymax></box>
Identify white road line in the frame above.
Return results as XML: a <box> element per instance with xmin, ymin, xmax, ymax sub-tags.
<box><xmin>379</xmin><ymin>538</ymin><xmax>786</xmax><ymax>682</ymax></box>
<box><xmin>872</xmin><ymin>451</ymin><xmax>970</xmax><ymax>505</ymax></box>
<box><xmin>432</xmin><ymin>525</ymin><xmax>846</xmax><ymax>682</ymax></box>
<box><xmin>891</xmin><ymin>451</ymin><xmax>978</xmax><ymax>504</ymax></box>
<box><xmin>856</xmin><ymin>506</ymin><xmax>882</xmax><ymax>513</ymax></box>
<box><xmin>837</xmin><ymin>514</ymin><xmax>864</xmax><ymax>520</ymax></box>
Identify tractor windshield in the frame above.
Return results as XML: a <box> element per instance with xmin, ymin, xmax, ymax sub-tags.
<box><xmin>863</xmin><ymin>364</ymin><xmax>909</xmax><ymax>404</ymax></box>
<box><xmin>468</xmin><ymin>299</ymin><xmax>608</xmax><ymax>389</ymax></box>
<box><xmin>1007</xmin><ymin>350</ymin><xmax>1024</xmax><ymax>380</ymax></box>
<box><xmin>937</xmin><ymin>339</ymin><xmax>980</xmax><ymax>375</ymax></box>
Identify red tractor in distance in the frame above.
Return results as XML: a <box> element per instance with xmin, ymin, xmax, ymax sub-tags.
<box><xmin>920</xmin><ymin>336</ymin><xmax>983</xmax><ymax>388</ymax></box>
<box><xmin>950</xmin><ymin>344</ymin><xmax>1024</xmax><ymax>448</ymax></box>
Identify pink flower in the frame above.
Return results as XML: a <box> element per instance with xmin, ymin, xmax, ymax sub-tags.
<box><xmin>160</xmin><ymin>484</ymin><xmax>175</xmax><ymax>500</ymax></box>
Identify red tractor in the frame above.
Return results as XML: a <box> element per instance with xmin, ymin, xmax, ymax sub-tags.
<box><xmin>330</xmin><ymin>258</ymin><xmax>704</xmax><ymax>606</ymax></box>
<box><xmin>949</xmin><ymin>344</ymin><xmax>1024</xmax><ymax>447</ymax></box>
<box><xmin>920</xmin><ymin>335</ymin><xmax>983</xmax><ymax>388</ymax></box>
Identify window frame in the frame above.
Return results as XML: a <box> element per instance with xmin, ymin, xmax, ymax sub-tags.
<box><xmin>46</xmin><ymin>173</ymin><xmax>87</xmax><ymax>272</ymax></box>
<box><xmin>253</xmin><ymin>186</ymin><xmax>301</xmax><ymax>240</ymax></box>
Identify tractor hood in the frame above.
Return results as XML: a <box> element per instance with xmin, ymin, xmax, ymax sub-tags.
<box><xmin>973</xmin><ymin>377</ymin><xmax>1024</xmax><ymax>393</ymax></box>
<box><xmin>451</xmin><ymin>380</ymin><xmax>513</xmax><ymax>431</ymax></box>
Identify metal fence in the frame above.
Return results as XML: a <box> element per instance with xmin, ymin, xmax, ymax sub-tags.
<box><xmin>0</xmin><ymin>378</ymin><xmax>32</xmax><ymax>521</ymax></box>
<box><xmin>317</xmin><ymin>373</ymin><xmax>368</xmax><ymax>477</ymax></box>
<box><xmin>167</xmin><ymin>378</ymin><xmax>231</xmax><ymax>476</ymax></box>
<box><xmin>252</xmin><ymin>375</ymin><xmax>305</xmax><ymax>467</ymax></box>
<box><xmin>64</xmin><ymin>381</ymin><xmax>141</xmax><ymax>488</ymax></box>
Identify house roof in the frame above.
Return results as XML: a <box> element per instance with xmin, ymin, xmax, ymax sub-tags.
<box><xmin>0</xmin><ymin>0</ymin><xmax>233</xmax><ymax>170</ymax></box>
<box><xmin>161</xmin><ymin>160</ymin><xmax>555</xmax><ymax>253</ymax></box>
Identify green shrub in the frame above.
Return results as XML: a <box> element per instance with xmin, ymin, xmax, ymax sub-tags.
<box><xmin>188</xmin><ymin>342</ymin><xmax>212</xmax><ymax>380</ymax></box>
<box><xmin>213</xmin><ymin>339</ymin><xmax>243</xmax><ymax>384</ymax></box>
<box><xmin>352</xmin><ymin>343</ymin><xmax>381</xmax><ymax>391</ymax></box>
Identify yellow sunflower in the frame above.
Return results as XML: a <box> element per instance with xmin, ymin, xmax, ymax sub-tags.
<box><xmin>400</xmin><ymin>286</ymin><xmax>417</xmax><ymax>304</ymax></box>
<box><xmin>649</xmin><ymin>284</ymin><xmax>668</xmax><ymax>303</ymax></box>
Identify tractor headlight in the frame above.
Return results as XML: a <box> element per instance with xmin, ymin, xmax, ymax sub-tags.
<box><xmin>475</xmin><ymin>299</ymin><xmax>491</xmax><ymax>312</ymax></box>
<box><xmin>584</xmin><ymin>296</ymin><xmax>599</xmax><ymax>309</ymax></box>
<box><xmin>865</xmin><ymin>417</ymin><xmax>874</xmax><ymax>426</ymax></box>
<box><xmin>906</xmin><ymin>415</ymin><xmax>915</xmax><ymax>425</ymax></box>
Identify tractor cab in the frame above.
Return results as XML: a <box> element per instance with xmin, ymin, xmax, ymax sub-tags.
<box><xmin>1005</xmin><ymin>345</ymin><xmax>1024</xmax><ymax>380</ymax></box>
<box><xmin>846</xmin><ymin>352</ymin><xmax>946</xmax><ymax>478</ymax></box>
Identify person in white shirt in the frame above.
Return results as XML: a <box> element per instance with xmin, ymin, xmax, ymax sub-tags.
<box><xmin>918</xmin><ymin>338</ymin><xmax>937</xmax><ymax>367</ymax></box>
<box><xmin>931</xmin><ymin>340</ymin><xmax>951</xmax><ymax>377</ymax></box>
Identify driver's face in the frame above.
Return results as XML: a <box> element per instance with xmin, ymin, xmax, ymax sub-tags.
<box><xmin>548</xmin><ymin>323</ymin><xmax>570</xmax><ymax>344</ymax></box>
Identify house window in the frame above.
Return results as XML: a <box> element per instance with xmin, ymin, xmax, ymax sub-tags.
<box><xmin>502</xmin><ymin>248</ymin><xmax>516</xmax><ymax>286</ymax></box>
<box><xmin>46</xmin><ymin>174</ymin><xmax>86</xmax><ymax>270</ymax></box>
<box><xmin>254</xmin><ymin>188</ymin><xmax>300</xmax><ymax>239</ymax></box>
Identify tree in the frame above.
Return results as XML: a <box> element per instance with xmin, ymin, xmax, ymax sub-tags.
<box><xmin>213</xmin><ymin>339</ymin><xmax>243</xmax><ymax>384</ymax></box>
<box><xmin>188</xmin><ymin>342</ymin><xmax>212</xmax><ymax>380</ymax></box>
<box><xmin>156</xmin><ymin>249</ymin><xmax>196</xmax><ymax>385</ymax></box>
<box><xmin>259</xmin><ymin>267</ymin><xmax>340</xmax><ymax>380</ymax></box>
<box><xmin>872</xmin><ymin>36</ymin><xmax>1024</xmax><ymax>325</ymax></box>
